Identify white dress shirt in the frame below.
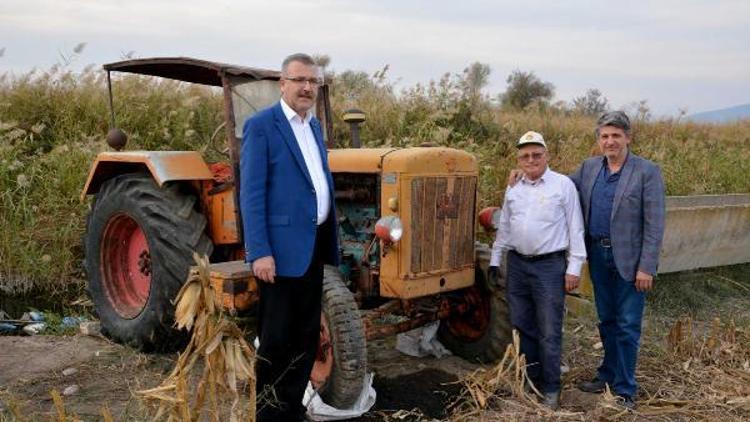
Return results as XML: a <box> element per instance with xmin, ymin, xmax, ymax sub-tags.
<box><xmin>280</xmin><ymin>99</ymin><xmax>331</xmax><ymax>225</ymax></box>
<box><xmin>490</xmin><ymin>167</ymin><xmax>586</xmax><ymax>276</ymax></box>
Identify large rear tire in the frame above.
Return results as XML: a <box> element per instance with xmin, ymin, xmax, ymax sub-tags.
<box><xmin>438</xmin><ymin>243</ymin><xmax>512</xmax><ymax>362</ymax></box>
<box><xmin>310</xmin><ymin>266</ymin><xmax>367</xmax><ymax>408</ymax></box>
<box><xmin>84</xmin><ymin>173</ymin><xmax>213</xmax><ymax>351</ymax></box>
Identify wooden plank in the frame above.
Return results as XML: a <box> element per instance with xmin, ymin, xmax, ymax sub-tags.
<box><xmin>448</xmin><ymin>177</ymin><xmax>462</xmax><ymax>269</ymax></box>
<box><xmin>434</xmin><ymin>177</ymin><xmax>447</xmax><ymax>270</ymax></box>
<box><xmin>454</xmin><ymin>176</ymin><xmax>468</xmax><ymax>267</ymax></box>
<box><xmin>411</xmin><ymin>178</ymin><xmax>424</xmax><ymax>273</ymax></box>
<box><xmin>462</xmin><ymin>177</ymin><xmax>477</xmax><ymax>265</ymax></box>
<box><xmin>207</xmin><ymin>260</ymin><xmax>253</xmax><ymax>279</ymax></box>
<box><xmin>421</xmin><ymin>177</ymin><xmax>437</xmax><ymax>271</ymax></box>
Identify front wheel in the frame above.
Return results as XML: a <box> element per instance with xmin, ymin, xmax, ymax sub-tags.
<box><xmin>310</xmin><ymin>266</ymin><xmax>367</xmax><ymax>408</ymax></box>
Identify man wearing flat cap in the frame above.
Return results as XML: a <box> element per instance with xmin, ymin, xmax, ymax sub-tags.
<box><xmin>490</xmin><ymin>131</ymin><xmax>586</xmax><ymax>410</ymax></box>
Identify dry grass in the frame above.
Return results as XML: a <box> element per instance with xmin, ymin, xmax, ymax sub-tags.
<box><xmin>1</xmin><ymin>389</ymin><xmax>124</xmax><ymax>422</ymax></box>
<box><xmin>1</xmin><ymin>61</ymin><xmax>748</xmax><ymax>296</ymax></box>
<box><xmin>448</xmin><ymin>316</ymin><xmax>750</xmax><ymax>421</ymax></box>
<box><xmin>636</xmin><ymin>317</ymin><xmax>750</xmax><ymax>419</ymax></box>
<box><xmin>0</xmin><ymin>64</ymin><xmax>223</xmax><ymax>297</ymax></box>
<box><xmin>448</xmin><ymin>330</ymin><xmax>584</xmax><ymax>421</ymax></box>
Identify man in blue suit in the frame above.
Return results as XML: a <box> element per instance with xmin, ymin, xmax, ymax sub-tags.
<box><xmin>572</xmin><ymin>111</ymin><xmax>665</xmax><ymax>410</ymax></box>
<box><xmin>240</xmin><ymin>53</ymin><xmax>339</xmax><ymax>421</ymax></box>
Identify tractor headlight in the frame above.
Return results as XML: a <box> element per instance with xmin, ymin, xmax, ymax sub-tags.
<box><xmin>375</xmin><ymin>215</ymin><xmax>403</xmax><ymax>243</ymax></box>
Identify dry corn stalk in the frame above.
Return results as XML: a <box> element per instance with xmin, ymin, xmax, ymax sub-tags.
<box><xmin>667</xmin><ymin>316</ymin><xmax>745</xmax><ymax>366</ymax></box>
<box><xmin>449</xmin><ymin>314</ymin><xmax>750</xmax><ymax>421</ymax></box>
<box><xmin>101</xmin><ymin>405</ymin><xmax>115</xmax><ymax>422</ymax></box>
<box><xmin>450</xmin><ymin>329</ymin><xmax>541</xmax><ymax>416</ymax></box>
<box><xmin>5</xmin><ymin>395</ymin><xmax>28</xmax><ymax>422</ymax></box>
<box><xmin>138</xmin><ymin>253</ymin><xmax>256</xmax><ymax>421</ymax></box>
<box><xmin>50</xmin><ymin>389</ymin><xmax>66</xmax><ymax>422</ymax></box>
<box><xmin>668</xmin><ymin>316</ymin><xmax>694</xmax><ymax>356</ymax></box>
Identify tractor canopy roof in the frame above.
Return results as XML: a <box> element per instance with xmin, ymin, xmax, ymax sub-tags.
<box><xmin>103</xmin><ymin>57</ymin><xmax>281</xmax><ymax>86</ymax></box>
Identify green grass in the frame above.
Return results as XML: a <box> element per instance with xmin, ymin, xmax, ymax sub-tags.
<box><xmin>0</xmin><ymin>65</ymin><xmax>222</xmax><ymax>297</ymax></box>
<box><xmin>647</xmin><ymin>264</ymin><xmax>750</xmax><ymax>323</ymax></box>
<box><xmin>1</xmin><ymin>63</ymin><xmax>749</xmax><ymax>297</ymax></box>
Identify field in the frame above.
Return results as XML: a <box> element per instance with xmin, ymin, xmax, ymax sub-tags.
<box><xmin>0</xmin><ymin>61</ymin><xmax>749</xmax><ymax>421</ymax></box>
<box><xmin>1</xmin><ymin>63</ymin><xmax>748</xmax><ymax>296</ymax></box>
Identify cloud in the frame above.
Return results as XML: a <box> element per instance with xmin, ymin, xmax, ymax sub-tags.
<box><xmin>0</xmin><ymin>0</ymin><xmax>747</xmax><ymax>114</ymax></box>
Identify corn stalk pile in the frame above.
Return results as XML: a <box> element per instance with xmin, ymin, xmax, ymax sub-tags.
<box><xmin>138</xmin><ymin>254</ymin><xmax>256</xmax><ymax>421</ymax></box>
<box><xmin>631</xmin><ymin>317</ymin><xmax>750</xmax><ymax>419</ymax></box>
<box><xmin>449</xmin><ymin>330</ymin><xmax>581</xmax><ymax>420</ymax></box>
<box><xmin>449</xmin><ymin>318</ymin><xmax>750</xmax><ymax>421</ymax></box>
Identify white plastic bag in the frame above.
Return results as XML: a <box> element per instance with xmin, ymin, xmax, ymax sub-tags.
<box><xmin>304</xmin><ymin>373</ymin><xmax>377</xmax><ymax>421</ymax></box>
<box><xmin>395</xmin><ymin>321</ymin><xmax>452</xmax><ymax>358</ymax></box>
<box><xmin>254</xmin><ymin>337</ymin><xmax>377</xmax><ymax>421</ymax></box>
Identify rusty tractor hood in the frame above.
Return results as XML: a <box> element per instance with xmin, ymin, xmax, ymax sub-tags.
<box><xmin>328</xmin><ymin>147</ymin><xmax>477</xmax><ymax>175</ymax></box>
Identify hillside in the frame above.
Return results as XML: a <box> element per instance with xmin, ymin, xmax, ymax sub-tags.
<box><xmin>687</xmin><ymin>103</ymin><xmax>750</xmax><ymax>123</ymax></box>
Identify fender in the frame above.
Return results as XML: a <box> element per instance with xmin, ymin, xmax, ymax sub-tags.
<box><xmin>81</xmin><ymin>151</ymin><xmax>213</xmax><ymax>199</ymax></box>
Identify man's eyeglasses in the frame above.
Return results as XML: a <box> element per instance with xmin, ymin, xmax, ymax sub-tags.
<box><xmin>284</xmin><ymin>76</ymin><xmax>323</xmax><ymax>86</ymax></box>
<box><xmin>517</xmin><ymin>152</ymin><xmax>545</xmax><ymax>161</ymax></box>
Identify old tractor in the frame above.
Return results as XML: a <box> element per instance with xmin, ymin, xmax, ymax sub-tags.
<box><xmin>82</xmin><ymin>57</ymin><xmax>511</xmax><ymax>407</ymax></box>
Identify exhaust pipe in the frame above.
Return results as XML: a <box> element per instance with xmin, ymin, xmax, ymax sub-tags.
<box><xmin>343</xmin><ymin>108</ymin><xmax>366</xmax><ymax>148</ymax></box>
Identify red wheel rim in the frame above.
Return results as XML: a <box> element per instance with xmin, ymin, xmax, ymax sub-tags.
<box><xmin>100</xmin><ymin>213</ymin><xmax>151</xmax><ymax>319</ymax></box>
<box><xmin>444</xmin><ymin>285</ymin><xmax>491</xmax><ymax>342</ymax></box>
<box><xmin>310</xmin><ymin>313</ymin><xmax>333</xmax><ymax>390</ymax></box>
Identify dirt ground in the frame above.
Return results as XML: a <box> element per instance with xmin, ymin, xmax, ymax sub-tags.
<box><xmin>0</xmin><ymin>329</ymin><xmax>606</xmax><ymax>421</ymax></box>
<box><xmin>0</xmin><ymin>334</ymin><xmax>172</xmax><ymax>420</ymax></box>
<box><xmin>2</xmin><ymin>266</ymin><xmax>748</xmax><ymax>421</ymax></box>
<box><xmin>0</xmin><ymin>333</ymin><xmax>486</xmax><ymax>421</ymax></box>
<box><xmin>1</xmin><ymin>320</ymin><xmax>747</xmax><ymax>421</ymax></box>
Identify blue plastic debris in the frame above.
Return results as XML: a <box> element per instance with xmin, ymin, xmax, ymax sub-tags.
<box><xmin>29</xmin><ymin>311</ymin><xmax>45</xmax><ymax>322</ymax></box>
<box><xmin>61</xmin><ymin>316</ymin><xmax>87</xmax><ymax>327</ymax></box>
<box><xmin>20</xmin><ymin>311</ymin><xmax>46</xmax><ymax>322</ymax></box>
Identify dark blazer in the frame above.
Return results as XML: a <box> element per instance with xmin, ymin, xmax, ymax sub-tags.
<box><xmin>239</xmin><ymin>102</ymin><xmax>339</xmax><ymax>277</ymax></box>
<box><xmin>569</xmin><ymin>152</ymin><xmax>666</xmax><ymax>281</ymax></box>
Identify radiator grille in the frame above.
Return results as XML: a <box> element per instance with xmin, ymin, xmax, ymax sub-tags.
<box><xmin>410</xmin><ymin>176</ymin><xmax>476</xmax><ymax>274</ymax></box>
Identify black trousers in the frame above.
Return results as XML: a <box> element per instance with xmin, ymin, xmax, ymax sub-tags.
<box><xmin>255</xmin><ymin>225</ymin><xmax>327</xmax><ymax>422</ymax></box>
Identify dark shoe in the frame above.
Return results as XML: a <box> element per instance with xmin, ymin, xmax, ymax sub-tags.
<box><xmin>542</xmin><ymin>391</ymin><xmax>560</xmax><ymax>410</ymax></box>
<box><xmin>616</xmin><ymin>395</ymin><xmax>636</xmax><ymax>410</ymax></box>
<box><xmin>578</xmin><ymin>377</ymin><xmax>607</xmax><ymax>393</ymax></box>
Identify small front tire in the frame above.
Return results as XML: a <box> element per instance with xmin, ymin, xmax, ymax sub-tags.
<box><xmin>311</xmin><ymin>266</ymin><xmax>367</xmax><ymax>408</ymax></box>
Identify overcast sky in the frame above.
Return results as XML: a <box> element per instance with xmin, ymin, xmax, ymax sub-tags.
<box><xmin>1</xmin><ymin>0</ymin><xmax>748</xmax><ymax>116</ymax></box>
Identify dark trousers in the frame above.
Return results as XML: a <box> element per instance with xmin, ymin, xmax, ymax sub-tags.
<box><xmin>588</xmin><ymin>240</ymin><xmax>645</xmax><ymax>398</ymax></box>
<box><xmin>255</xmin><ymin>231</ymin><xmax>326</xmax><ymax>422</ymax></box>
<box><xmin>506</xmin><ymin>250</ymin><xmax>566</xmax><ymax>393</ymax></box>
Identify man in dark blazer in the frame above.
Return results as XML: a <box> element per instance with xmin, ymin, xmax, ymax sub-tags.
<box><xmin>240</xmin><ymin>53</ymin><xmax>339</xmax><ymax>421</ymax></box>
<box><xmin>572</xmin><ymin>111</ymin><xmax>665</xmax><ymax>409</ymax></box>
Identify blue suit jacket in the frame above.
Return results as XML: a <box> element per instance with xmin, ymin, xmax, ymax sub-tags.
<box><xmin>569</xmin><ymin>152</ymin><xmax>666</xmax><ymax>281</ymax></box>
<box><xmin>239</xmin><ymin>102</ymin><xmax>340</xmax><ymax>277</ymax></box>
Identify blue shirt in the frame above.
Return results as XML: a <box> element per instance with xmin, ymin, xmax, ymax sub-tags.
<box><xmin>588</xmin><ymin>159</ymin><xmax>621</xmax><ymax>239</ymax></box>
